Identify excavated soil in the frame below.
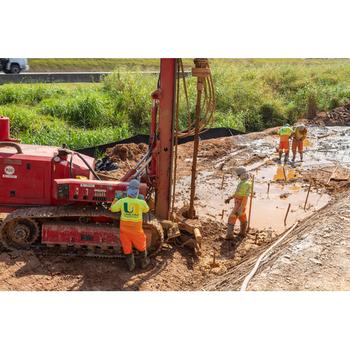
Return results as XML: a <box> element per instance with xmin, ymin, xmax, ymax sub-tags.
<box><xmin>98</xmin><ymin>143</ymin><xmax>148</xmax><ymax>179</ymax></box>
<box><xmin>0</xmin><ymin>125</ymin><xmax>350</xmax><ymax>291</ymax></box>
<box><xmin>310</xmin><ymin>103</ymin><xmax>350</xmax><ymax>126</ymax></box>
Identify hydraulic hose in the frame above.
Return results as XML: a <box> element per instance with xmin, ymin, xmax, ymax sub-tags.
<box><xmin>73</xmin><ymin>152</ymin><xmax>101</xmax><ymax>180</ymax></box>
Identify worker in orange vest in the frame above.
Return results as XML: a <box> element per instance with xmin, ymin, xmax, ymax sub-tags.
<box><xmin>278</xmin><ymin>123</ymin><xmax>293</xmax><ymax>164</ymax></box>
<box><xmin>292</xmin><ymin>124</ymin><xmax>307</xmax><ymax>162</ymax></box>
<box><xmin>110</xmin><ymin>179</ymin><xmax>150</xmax><ymax>272</ymax></box>
<box><xmin>223</xmin><ymin>167</ymin><xmax>252</xmax><ymax>240</ymax></box>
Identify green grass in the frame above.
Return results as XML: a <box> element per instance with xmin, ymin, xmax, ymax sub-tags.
<box><xmin>28</xmin><ymin>59</ymin><xmax>162</xmax><ymax>72</ymax></box>
<box><xmin>1</xmin><ymin>59</ymin><xmax>350</xmax><ymax>149</ymax></box>
<box><xmin>28</xmin><ymin>58</ymin><xmax>338</xmax><ymax>72</ymax></box>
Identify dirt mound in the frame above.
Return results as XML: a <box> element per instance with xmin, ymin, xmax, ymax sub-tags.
<box><xmin>106</xmin><ymin>143</ymin><xmax>148</xmax><ymax>162</ymax></box>
<box><xmin>313</xmin><ymin>104</ymin><xmax>350</xmax><ymax>126</ymax></box>
<box><xmin>97</xmin><ymin>143</ymin><xmax>148</xmax><ymax>180</ymax></box>
<box><xmin>198</xmin><ymin>138</ymin><xmax>236</xmax><ymax>159</ymax></box>
<box><xmin>302</xmin><ymin>165</ymin><xmax>350</xmax><ymax>193</ymax></box>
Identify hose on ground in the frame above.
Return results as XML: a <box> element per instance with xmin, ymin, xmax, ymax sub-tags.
<box><xmin>240</xmin><ymin>222</ymin><xmax>299</xmax><ymax>291</ymax></box>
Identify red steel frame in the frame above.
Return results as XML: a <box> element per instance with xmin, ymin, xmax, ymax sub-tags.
<box><xmin>154</xmin><ymin>59</ymin><xmax>176</xmax><ymax>220</ymax></box>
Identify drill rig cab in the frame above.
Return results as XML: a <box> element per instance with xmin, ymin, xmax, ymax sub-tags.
<box><xmin>0</xmin><ymin>59</ymin><xmax>215</xmax><ymax>258</ymax></box>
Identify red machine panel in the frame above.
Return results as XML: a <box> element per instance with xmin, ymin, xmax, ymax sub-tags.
<box><xmin>42</xmin><ymin>222</ymin><xmax>119</xmax><ymax>246</ymax></box>
<box><xmin>0</xmin><ymin>142</ymin><xmax>96</xmax><ymax>208</ymax></box>
<box><xmin>0</xmin><ymin>154</ymin><xmax>51</xmax><ymax>205</ymax></box>
<box><xmin>53</xmin><ymin>178</ymin><xmax>147</xmax><ymax>204</ymax></box>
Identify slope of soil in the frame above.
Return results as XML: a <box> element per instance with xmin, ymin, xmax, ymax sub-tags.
<box><xmin>205</xmin><ymin>188</ymin><xmax>350</xmax><ymax>291</ymax></box>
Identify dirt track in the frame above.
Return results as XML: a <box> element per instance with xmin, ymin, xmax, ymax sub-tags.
<box><xmin>0</xmin><ymin>125</ymin><xmax>349</xmax><ymax>291</ymax></box>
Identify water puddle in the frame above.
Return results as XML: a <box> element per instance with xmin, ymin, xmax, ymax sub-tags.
<box><xmin>175</xmin><ymin>163</ymin><xmax>330</xmax><ymax>233</ymax></box>
<box><xmin>174</xmin><ymin>126</ymin><xmax>350</xmax><ymax>234</ymax></box>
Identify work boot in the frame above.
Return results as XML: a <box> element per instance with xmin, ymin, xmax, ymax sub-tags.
<box><xmin>223</xmin><ymin>224</ymin><xmax>235</xmax><ymax>240</ymax></box>
<box><xmin>239</xmin><ymin>222</ymin><xmax>248</xmax><ymax>237</ymax></box>
<box><xmin>292</xmin><ymin>154</ymin><xmax>296</xmax><ymax>163</ymax></box>
<box><xmin>125</xmin><ymin>254</ymin><xmax>136</xmax><ymax>272</ymax></box>
<box><xmin>140</xmin><ymin>250</ymin><xmax>150</xmax><ymax>269</ymax></box>
<box><xmin>300</xmin><ymin>154</ymin><xmax>303</xmax><ymax>162</ymax></box>
<box><xmin>284</xmin><ymin>153</ymin><xmax>289</xmax><ymax>164</ymax></box>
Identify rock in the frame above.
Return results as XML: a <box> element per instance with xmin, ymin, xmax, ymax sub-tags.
<box><xmin>309</xmin><ymin>258</ymin><xmax>322</xmax><ymax>265</ymax></box>
<box><xmin>0</xmin><ymin>253</ymin><xmax>12</xmax><ymax>263</ymax></box>
<box><xmin>243</xmin><ymin>243</ymin><xmax>252</xmax><ymax>251</ymax></box>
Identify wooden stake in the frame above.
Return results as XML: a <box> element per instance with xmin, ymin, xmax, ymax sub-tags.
<box><xmin>284</xmin><ymin>203</ymin><xmax>291</xmax><ymax>226</ymax></box>
<box><xmin>267</xmin><ymin>182</ymin><xmax>270</xmax><ymax>197</ymax></box>
<box><xmin>304</xmin><ymin>183</ymin><xmax>312</xmax><ymax>210</ymax></box>
<box><xmin>282</xmin><ymin>166</ymin><xmax>287</xmax><ymax>183</ymax></box>
<box><xmin>247</xmin><ymin>175</ymin><xmax>255</xmax><ymax>233</ymax></box>
<box><xmin>210</xmin><ymin>248</ymin><xmax>219</xmax><ymax>268</ymax></box>
<box><xmin>221</xmin><ymin>209</ymin><xmax>226</xmax><ymax>220</ymax></box>
<box><xmin>221</xmin><ymin>174</ymin><xmax>225</xmax><ymax>189</ymax></box>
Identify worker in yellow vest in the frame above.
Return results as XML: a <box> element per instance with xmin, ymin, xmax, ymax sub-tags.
<box><xmin>292</xmin><ymin>124</ymin><xmax>307</xmax><ymax>162</ymax></box>
<box><xmin>223</xmin><ymin>167</ymin><xmax>252</xmax><ymax>240</ymax></box>
<box><xmin>110</xmin><ymin>179</ymin><xmax>150</xmax><ymax>272</ymax></box>
<box><xmin>278</xmin><ymin>123</ymin><xmax>293</xmax><ymax>164</ymax></box>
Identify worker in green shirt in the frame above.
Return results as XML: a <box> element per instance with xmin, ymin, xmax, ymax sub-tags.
<box><xmin>223</xmin><ymin>167</ymin><xmax>252</xmax><ymax>240</ymax></box>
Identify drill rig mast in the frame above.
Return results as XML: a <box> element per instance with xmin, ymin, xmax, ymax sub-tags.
<box><xmin>0</xmin><ymin>58</ymin><xmax>215</xmax><ymax>257</ymax></box>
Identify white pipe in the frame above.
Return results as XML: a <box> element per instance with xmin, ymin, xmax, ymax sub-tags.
<box><xmin>240</xmin><ymin>222</ymin><xmax>298</xmax><ymax>291</ymax></box>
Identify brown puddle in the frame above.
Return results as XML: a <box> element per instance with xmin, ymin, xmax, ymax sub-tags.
<box><xmin>175</xmin><ymin>163</ymin><xmax>330</xmax><ymax>234</ymax></box>
<box><xmin>174</xmin><ymin>126</ymin><xmax>350</xmax><ymax>236</ymax></box>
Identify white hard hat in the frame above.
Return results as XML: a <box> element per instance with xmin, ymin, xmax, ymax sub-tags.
<box><xmin>234</xmin><ymin>167</ymin><xmax>247</xmax><ymax>177</ymax></box>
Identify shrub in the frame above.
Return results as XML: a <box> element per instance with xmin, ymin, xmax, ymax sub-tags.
<box><xmin>103</xmin><ymin>71</ymin><xmax>156</xmax><ymax>133</ymax></box>
<box><xmin>259</xmin><ymin>103</ymin><xmax>286</xmax><ymax>127</ymax></box>
<box><xmin>0</xmin><ymin>104</ymin><xmax>130</xmax><ymax>149</ymax></box>
<box><xmin>39</xmin><ymin>91</ymin><xmax>115</xmax><ymax>128</ymax></box>
<box><xmin>2</xmin><ymin>59</ymin><xmax>350</xmax><ymax>148</ymax></box>
<box><xmin>0</xmin><ymin>84</ymin><xmax>65</xmax><ymax>105</ymax></box>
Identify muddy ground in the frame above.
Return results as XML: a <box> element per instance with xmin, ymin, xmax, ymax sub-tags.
<box><xmin>0</xmin><ymin>125</ymin><xmax>350</xmax><ymax>291</ymax></box>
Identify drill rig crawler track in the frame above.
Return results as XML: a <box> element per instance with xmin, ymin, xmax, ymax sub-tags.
<box><xmin>0</xmin><ymin>206</ymin><xmax>164</xmax><ymax>258</ymax></box>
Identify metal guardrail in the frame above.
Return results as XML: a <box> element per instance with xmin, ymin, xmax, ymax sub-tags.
<box><xmin>0</xmin><ymin>72</ymin><xmax>108</xmax><ymax>84</ymax></box>
<box><xmin>0</xmin><ymin>71</ymin><xmax>191</xmax><ymax>84</ymax></box>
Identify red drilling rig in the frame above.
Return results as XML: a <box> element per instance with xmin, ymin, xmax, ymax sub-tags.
<box><xmin>0</xmin><ymin>59</ymin><xmax>215</xmax><ymax>258</ymax></box>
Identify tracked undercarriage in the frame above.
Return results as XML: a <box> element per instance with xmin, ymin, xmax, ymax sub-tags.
<box><xmin>0</xmin><ymin>206</ymin><xmax>164</xmax><ymax>259</ymax></box>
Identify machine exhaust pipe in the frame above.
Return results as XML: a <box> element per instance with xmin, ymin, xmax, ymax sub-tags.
<box><xmin>0</xmin><ymin>116</ymin><xmax>20</xmax><ymax>142</ymax></box>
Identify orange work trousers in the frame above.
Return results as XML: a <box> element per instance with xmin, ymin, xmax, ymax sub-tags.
<box><xmin>119</xmin><ymin>221</ymin><xmax>146</xmax><ymax>254</ymax></box>
<box><xmin>228</xmin><ymin>197</ymin><xmax>247</xmax><ymax>225</ymax></box>
<box><xmin>279</xmin><ymin>140</ymin><xmax>290</xmax><ymax>152</ymax></box>
<box><xmin>292</xmin><ymin>139</ymin><xmax>303</xmax><ymax>153</ymax></box>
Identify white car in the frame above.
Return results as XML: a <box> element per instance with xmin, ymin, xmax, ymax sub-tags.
<box><xmin>0</xmin><ymin>58</ymin><xmax>29</xmax><ymax>74</ymax></box>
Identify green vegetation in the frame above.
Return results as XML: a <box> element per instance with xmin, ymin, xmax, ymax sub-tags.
<box><xmin>28</xmin><ymin>59</ymin><xmax>162</xmax><ymax>72</ymax></box>
<box><xmin>1</xmin><ymin>59</ymin><xmax>350</xmax><ymax>149</ymax></box>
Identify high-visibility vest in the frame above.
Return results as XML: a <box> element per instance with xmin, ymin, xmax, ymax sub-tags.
<box><xmin>278</xmin><ymin>126</ymin><xmax>293</xmax><ymax>137</ymax></box>
<box><xmin>235</xmin><ymin>180</ymin><xmax>252</xmax><ymax>197</ymax></box>
<box><xmin>110</xmin><ymin>197</ymin><xmax>149</xmax><ymax>222</ymax></box>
